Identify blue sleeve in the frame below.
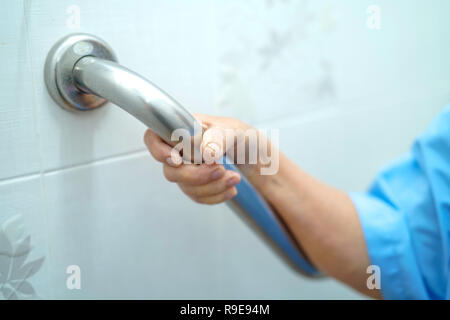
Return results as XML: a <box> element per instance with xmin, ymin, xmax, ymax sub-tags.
<box><xmin>349</xmin><ymin>103</ymin><xmax>450</xmax><ymax>300</ymax></box>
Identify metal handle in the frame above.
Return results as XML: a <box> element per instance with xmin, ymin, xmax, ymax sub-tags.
<box><xmin>73</xmin><ymin>56</ymin><xmax>197</xmax><ymax>145</ymax></box>
<box><xmin>44</xmin><ymin>33</ymin><xmax>319</xmax><ymax>276</ymax></box>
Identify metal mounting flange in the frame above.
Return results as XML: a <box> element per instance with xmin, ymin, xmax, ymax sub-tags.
<box><xmin>44</xmin><ymin>33</ymin><xmax>117</xmax><ymax>111</ymax></box>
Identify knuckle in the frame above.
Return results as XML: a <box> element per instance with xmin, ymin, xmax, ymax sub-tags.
<box><xmin>154</xmin><ymin>147</ymin><xmax>167</xmax><ymax>162</ymax></box>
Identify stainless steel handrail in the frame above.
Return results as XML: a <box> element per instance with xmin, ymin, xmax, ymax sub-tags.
<box><xmin>73</xmin><ymin>57</ymin><xmax>197</xmax><ymax>144</ymax></box>
<box><xmin>44</xmin><ymin>33</ymin><xmax>319</xmax><ymax>276</ymax></box>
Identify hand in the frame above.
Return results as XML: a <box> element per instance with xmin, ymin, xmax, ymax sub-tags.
<box><xmin>144</xmin><ymin>113</ymin><xmax>377</xmax><ymax>298</ymax></box>
<box><xmin>144</xmin><ymin>114</ymin><xmax>252</xmax><ymax>204</ymax></box>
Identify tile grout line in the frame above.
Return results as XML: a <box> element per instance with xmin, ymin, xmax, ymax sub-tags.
<box><xmin>2</xmin><ymin>87</ymin><xmax>448</xmax><ymax>186</ymax></box>
<box><xmin>43</xmin><ymin>148</ymin><xmax>149</xmax><ymax>177</ymax></box>
<box><xmin>0</xmin><ymin>171</ymin><xmax>42</xmax><ymax>186</ymax></box>
<box><xmin>257</xmin><ymin>88</ymin><xmax>450</xmax><ymax>130</ymax></box>
<box><xmin>0</xmin><ymin>147</ymin><xmax>149</xmax><ymax>186</ymax></box>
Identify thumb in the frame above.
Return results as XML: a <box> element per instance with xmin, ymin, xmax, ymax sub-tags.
<box><xmin>201</xmin><ymin>126</ymin><xmax>227</xmax><ymax>165</ymax></box>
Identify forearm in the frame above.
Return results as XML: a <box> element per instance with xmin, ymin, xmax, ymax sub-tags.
<box><xmin>148</xmin><ymin>113</ymin><xmax>381</xmax><ymax>297</ymax></box>
<box><xmin>246</xmin><ymin>152</ymin><xmax>381</xmax><ymax>298</ymax></box>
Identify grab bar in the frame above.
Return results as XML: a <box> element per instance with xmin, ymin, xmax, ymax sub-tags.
<box><xmin>44</xmin><ymin>33</ymin><xmax>319</xmax><ymax>276</ymax></box>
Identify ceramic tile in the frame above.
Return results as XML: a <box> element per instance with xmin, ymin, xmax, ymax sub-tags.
<box><xmin>0</xmin><ymin>1</ymin><xmax>41</xmax><ymax>180</ymax></box>
<box><xmin>212</xmin><ymin>0</ymin><xmax>450</xmax><ymax>124</ymax></box>
<box><xmin>0</xmin><ymin>176</ymin><xmax>51</xmax><ymax>299</ymax></box>
<box><xmin>277</xmin><ymin>92</ymin><xmax>450</xmax><ymax>191</ymax></box>
<box><xmin>26</xmin><ymin>0</ymin><xmax>215</xmax><ymax>172</ymax></box>
<box><xmin>43</xmin><ymin>152</ymin><xmax>225</xmax><ymax>298</ymax></box>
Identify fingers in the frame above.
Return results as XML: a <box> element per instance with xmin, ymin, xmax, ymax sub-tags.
<box><xmin>144</xmin><ymin>126</ymin><xmax>225</xmax><ymax>166</ymax></box>
<box><xmin>144</xmin><ymin>126</ymin><xmax>240</xmax><ymax>205</ymax></box>
<box><xmin>193</xmin><ymin>187</ymin><xmax>238</xmax><ymax>205</ymax></box>
<box><xmin>163</xmin><ymin>163</ymin><xmax>226</xmax><ymax>186</ymax></box>
<box><xmin>164</xmin><ymin>163</ymin><xmax>240</xmax><ymax>205</ymax></box>
<box><xmin>144</xmin><ymin>129</ymin><xmax>182</xmax><ymax>166</ymax></box>
<box><xmin>178</xmin><ymin>170</ymin><xmax>241</xmax><ymax>198</ymax></box>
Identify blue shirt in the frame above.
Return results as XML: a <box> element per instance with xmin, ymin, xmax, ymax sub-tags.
<box><xmin>350</xmin><ymin>103</ymin><xmax>450</xmax><ymax>299</ymax></box>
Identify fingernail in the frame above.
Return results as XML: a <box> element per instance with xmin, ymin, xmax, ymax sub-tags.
<box><xmin>211</xmin><ymin>168</ymin><xmax>224</xmax><ymax>180</ymax></box>
<box><xmin>226</xmin><ymin>176</ymin><xmax>240</xmax><ymax>187</ymax></box>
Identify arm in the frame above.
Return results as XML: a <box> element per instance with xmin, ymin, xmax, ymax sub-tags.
<box><xmin>144</xmin><ymin>114</ymin><xmax>381</xmax><ymax>299</ymax></box>
<box><xmin>257</xmin><ymin>152</ymin><xmax>380</xmax><ymax>298</ymax></box>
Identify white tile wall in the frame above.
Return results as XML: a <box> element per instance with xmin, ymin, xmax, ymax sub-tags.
<box><xmin>43</xmin><ymin>153</ymin><xmax>224</xmax><ymax>299</ymax></box>
<box><xmin>0</xmin><ymin>176</ymin><xmax>51</xmax><ymax>299</ymax></box>
<box><xmin>0</xmin><ymin>0</ymin><xmax>449</xmax><ymax>299</ymax></box>
<box><xmin>42</xmin><ymin>152</ymin><xmax>362</xmax><ymax>299</ymax></box>
<box><xmin>26</xmin><ymin>0</ymin><xmax>215</xmax><ymax>172</ymax></box>
<box><xmin>212</xmin><ymin>0</ymin><xmax>450</xmax><ymax>124</ymax></box>
<box><xmin>278</xmin><ymin>92</ymin><xmax>450</xmax><ymax>192</ymax></box>
<box><xmin>0</xmin><ymin>2</ymin><xmax>41</xmax><ymax>180</ymax></box>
